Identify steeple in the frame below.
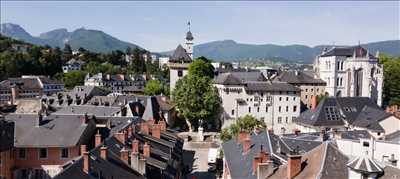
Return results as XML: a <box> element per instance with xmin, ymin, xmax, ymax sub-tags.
<box><xmin>185</xmin><ymin>21</ymin><xmax>194</xmax><ymax>59</ymax></box>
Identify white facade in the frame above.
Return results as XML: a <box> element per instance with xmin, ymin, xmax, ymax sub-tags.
<box><xmin>314</xmin><ymin>46</ymin><xmax>383</xmax><ymax>106</ymax></box>
<box><xmin>215</xmin><ymin>84</ymin><xmax>301</xmax><ymax>134</ymax></box>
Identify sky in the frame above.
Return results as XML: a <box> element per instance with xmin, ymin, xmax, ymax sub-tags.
<box><xmin>1</xmin><ymin>1</ymin><xmax>399</xmax><ymax>52</ymax></box>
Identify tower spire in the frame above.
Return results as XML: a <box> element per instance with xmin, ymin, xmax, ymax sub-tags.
<box><xmin>187</xmin><ymin>21</ymin><xmax>191</xmax><ymax>32</ymax></box>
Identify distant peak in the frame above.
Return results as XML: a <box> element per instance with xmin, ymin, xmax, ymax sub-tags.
<box><xmin>221</xmin><ymin>40</ymin><xmax>236</xmax><ymax>44</ymax></box>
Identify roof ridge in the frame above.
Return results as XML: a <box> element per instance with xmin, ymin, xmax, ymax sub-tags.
<box><xmin>316</xmin><ymin>142</ymin><xmax>329</xmax><ymax>179</ymax></box>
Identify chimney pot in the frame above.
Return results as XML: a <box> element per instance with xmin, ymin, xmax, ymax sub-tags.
<box><xmin>159</xmin><ymin>120</ymin><xmax>166</xmax><ymax>131</ymax></box>
<box><xmin>83</xmin><ymin>151</ymin><xmax>90</xmax><ymax>174</ymax></box>
<box><xmin>100</xmin><ymin>146</ymin><xmax>107</xmax><ymax>160</ymax></box>
<box><xmin>287</xmin><ymin>155</ymin><xmax>302</xmax><ymax>179</ymax></box>
<box><xmin>95</xmin><ymin>130</ymin><xmax>102</xmax><ymax>147</ymax></box>
<box><xmin>132</xmin><ymin>139</ymin><xmax>139</xmax><ymax>153</ymax></box>
<box><xmin>128</xmin><ymin>126</ymin><xmax>133</xmax><ymax>137</ymax></box>
<box><xmin>140</xmin><ymin>123</ymin><xmax>149</xmax><ymax>135</ymax></box>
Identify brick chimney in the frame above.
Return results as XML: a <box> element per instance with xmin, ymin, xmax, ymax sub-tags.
<box><xmin>147</xmin><ymin>119</ymin><xmax>155</xmax><ymax>126</ymax></box>
<box><xmin>127</xmin><ymin>126</ymin><xmax>133</xmax><ymax>137</ymax></box>
<box><xmin>83</xmin><ymin>151</ymin><xmax>90</xmax><ymax>174</ymax></box>
<box><xmin>95</xmin><ymin>130</ymin><xmax>102</xmax><ymax>147</ymax></box>
<box><xmin>287</xmin><ymin>155</ymin><xmax>302</xmax><ymax>179</ymax></box>
<box><xmin>311</xmin><ymin>95</ymin><xmax>318</xmax><ymax>110</ymax></box>
<box><xmin>252</xmin><ymin>156</ymin><xmax>261</xmax><ymax>174</ymax></box>
<box><xmin>140</xmin><ymin>123</ymin><xmax>149</xmax><ymax>135</ymax></box>
<box><xmin>132</xmin><ymin>139</ymin><xmax>139</xmax><ymax>153</ymax></box>
<box><xmin>143</xmin><ymin>142</ymin><xmax>150</xmax><ymax>158</ymax></box>
<box><xmin>114</xmin><ymin>132</ymin><xmax>126</xmax><ymax>144</ymax></box>
<box><xmin>100</xmin><ymin>146</ymin><xmax>107</xmax><ymax>160</ymax></box>
<box><xmin>10</xmin><ymin>87</ymin><xmax>18</xmax><ymax>105</ymax></box>
<box><xmin>120</xmin><ymin>147</ymin><xmax>129</xmax><ymax>164</ymax></box>
<box><xmin>80</xmin><ymin>145</ymin><xmax>87</xmax><ymax>156</ymax></box>
<box><xmin>152</xmin><ymin>124</ymin><xmax>161</xmax><ymax>139</ymax></box>
<box><xmin>159</xmin><ymin>120</ymin><xmax>166</xmax><ymax>131</ymax></box>
<box><xmin>243</xmin><ymin>137</ymin><xmax>251</xmax><ymax>154</ymax></box>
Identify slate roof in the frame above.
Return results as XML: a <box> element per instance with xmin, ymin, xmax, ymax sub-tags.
<box><xmin>0</xmin><ymin>77</ymin><xmax>41</xmax><ymax>90</ymax></box>
<box><xmin>340</xmin><ymin>130</ymin><xmax>372</xmax><ymax>140</ymax></box>
<box><xmin>245</xmin><ymin>81</ymin><xmax>300</xmax><ymax>92</ymax></box>
<box><xmin>274</xmin><ymin>70</ymin><xmax>326</xmax><ymax>85</ymax></box>
<box><xmin>347</xmin><ymin>155</ymin><xmax>383</xmax><ymax>174</ymax></box>
<box><xmin>320</xmin><ymin>46</ymin><xmax>377</xmax><ymax>59</ymax></box>
<box><xmin>186</xmin><ymin>31</ymin><xmax>194</xmax><ymax>41</ymax></box>
<box><xmin>53</xmin><ymin>105</ymin><xmax>121</xmax><ymax>117</ymax></box>
<box><xmin>38</xmin><ymin>76</ymin><xmax>63</xmax><ymax>85</ymax></box>
<box><xmin>142</xmin><ymin>97</ymin><xmax>161</xmax><ymax>121</ymax></box>
<box><xmin>295</xmin><ymin>97</ymin><xmax>389</xmax><ymax>131</ymax></box>
<box><xmin>384</xmin><ymin>130</ymin><xmax>400</xmax><ymax>143</ymax></box>
<box><xmin>0</xmin><ymin>119</ymin><xmax>14</xmax><ymax>152</ymax></box>
<box><xmin>222</xmin><ymin>130</ymin><xmax>324</xmax><ymax>179</ymax></box>
<box><xmin>169</xmin><ymin>45</ymin><xmax>192</xmax><ymax>63</ymax></box>
<box><xmin>66</xmin><ymin>58</ymin><xmax>85</xmax><ymax>65</ymax></box>
<box><xmin>5</xmin><ymin>114</ymin><xmax>96</xmax><ymax>147</ymax></box>
<box><xmin>213</xmin><ymin>71</ymin><xmax>267</xmax><ymax>85</ymax></box>
<box><xmin>269</xmin><ymin>142</ymin><xmax>349</xmax><ymax>179</ymax></box>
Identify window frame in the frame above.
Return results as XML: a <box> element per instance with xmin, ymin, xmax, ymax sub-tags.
<box><xmin>60</xmin><ymin>148</ymin><xmax>69</xmax><ymax>159</ymax></box>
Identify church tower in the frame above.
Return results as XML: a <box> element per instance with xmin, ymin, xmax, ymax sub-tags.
<box><xmin>185</xmin><ymin>21</ymin><xmax>194</xmax><ymax>59</ymax></box>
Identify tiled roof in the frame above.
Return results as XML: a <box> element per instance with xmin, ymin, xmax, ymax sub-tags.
<box><xmin>169</xmin><ymin>45</ymin><xmax>192</xmax><ymax>63</ymax></box>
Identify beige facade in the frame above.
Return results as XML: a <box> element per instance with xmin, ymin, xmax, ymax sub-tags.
<box><xmin>298</xmin><ymin>84</ymin><xmax>326</xmax><ymax>109</ymax></box>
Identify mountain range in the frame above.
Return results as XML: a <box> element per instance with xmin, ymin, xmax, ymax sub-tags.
<box><xmin>0</xmin><ymin>23</ymin><xmax>141</xmax><ymax>53</ymax></box>
<box><xmin>1</xmin><ymin>23</ymin><xmax>399</xmax><ymax>63</ymax></box>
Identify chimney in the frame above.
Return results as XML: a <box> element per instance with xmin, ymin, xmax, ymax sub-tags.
<box><xmin>152</xmin><ymin>124</ymin><xmax>161</xmax><ymax>139</ymax></box>
<box><xmin>114</xmin><ymin>132</ymin><xmax>126</xmax><ymax>144</ymax></box>
<box><xmin>81</xmin><ymin>115</ymin><xmax>88</xmax><ymax>125</ymax></box>
<box><xmin>100</xmin><ymin>146</ymin><xmax>107</xmax><ymax>160</ymax></box>
<box><xmin>257</xmin><ymin>162</ymin><xmax>274</xmax><ymax>179</ymax></box>
<box><xmin>83</xmin><ymin>151</ymin><xmax>90</xmax><ymax>174</ymax></box>
<box><xmin>143</xmin><ymin>142</ymin><xmax>150</xmax><ymax>158</ymax></box>
<box><xmin>238</xmin><ymin>131</ymin><xmax>249</xmax><ymax>144</ymax></box>
<box><xmin>106</xmin><ymin>74</ymin><xmax>111</xmax><ymax>80</ymax></box>
<box><xmin>294</xmin><ymin>129</ymin><xmax>300</xmax><ymax>136</ymax></box>
<box><xmin>147</xmin><ymin>119</ymin><xmax>155</xmax><ymax>126</ymax></box>
<box><xmin>132</xmin><ymin>139</ymin><xmax>139</xmax><ymax>153</ymax></box>
<box><xmin>95</xmin><ymin>130</ymin><xmax>102</xmax><ymax>147</ymax></box>
<box><xmin>10</xmin><ymin>87</ymin><xmax>18</xmax><ymax>105</ymax></box>
<box><xmin>127</xmin><ymin>126</ymin><xmax>133</xmax><ymax>137</ymax></box>
<box><xmin>243</xmin><ymin>137</ymin><xmax>251</xmax><ymax>154</ymax></box>
<box><xmin>252</xmin><ymin>156</ymin><xmax>261</xmax><ymax>174</ymax></box>
<box><xmin>36</xmin><ymin>113</ymin><xmax>43</xmax><ymax>127</ymax></box>
<box><xmin>287</xmin><ymin>155</ymin><xmax>302</xmax><ymax>179</ymax></box>
<box><xmin>120</xmin><ymin>147</ymin><xmax>129</xmax><ymax>164</ymax></box>
<box><xmin>141</xmin><ymin>123</ymin><xmax>149</xmax><ymax>135</ymax></box>
<box><xmin>320</xmin><ymin>129</ymin><xmax>328</xmax><ymax>141</ymax></box>
<box><xmin>311</xmin><ymin>95</ymin><xmax>317</xmax><ymax>110</ymax></box>
<box><xmin>259</xmin><ymin>146</ymin><xmax>269</xmax><ymax>163</ymax></box>
<box><xmin>159</xmin><ymin>120</ymin><xmax>166</xmax><ymax>131</ymax></box>
<box><xmin>80</xmin><ymin>145</ymin><xmax>87</xmax><ymax>155</ymax></box>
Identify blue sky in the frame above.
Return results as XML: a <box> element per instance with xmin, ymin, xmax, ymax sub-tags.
<box><xmin>1</xmin><ymin>1</ymin><xmax>399</xmax><ymax>52</ymax></box>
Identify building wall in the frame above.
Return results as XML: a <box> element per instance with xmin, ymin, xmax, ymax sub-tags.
<box><xmin>316</xmin><ymin>55</ymin><xmax>383</xmax><ymax>106</ymax></box>
<box><xmin>14</xmin><ymin>146</ymin><xmax>80</xmax><ymax>169</ymax></box>
<box><xmin>379</xmin><ymin>116</ymin><xmax>400</xmax><ymax>135</ymax></box>
<box><xmin>0</xmin><ymin>149</ymin><xmax>15</xmax><ymax>179</ymax></box>
<box><xmin>298</xmin><ymin>84</ymin><xmax>325</xmax><ymax>109</ymax></box>
<box><xmin>336</xmin><ymin>139</ymin><xmax>400</xmax><ymax>169</ymax></box>
<box><xmin>169</xmin><ymin>67</ymin><xmax>189</xmax><ymax>93</ymax></box>
<box><xmin>215</xmin><ymin>84</ymin><xmax>300</xmax><ymax>134</ymax></box>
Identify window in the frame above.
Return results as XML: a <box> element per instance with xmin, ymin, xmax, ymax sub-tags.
<box><xmin>279</xmin><ymin>91</ymin><xmax>282</xmax><ymax>95</ymax></box>
<box><xmin>266</xmin><ymin>106</ymin><xmax>268</xmax><ymax>112</ymax></box>
<box><xmin>257</xmin><ymin>107</ymin><xmax>260</xmax><ymax>112</ymax></box>
<box><xmin>286</xmin><ymin>106</ymin><xmax>289</xmax><ymax>112</ymax></box>
<box><xmin>18</xmin><ymin>148</ymin><xmax>26</xmax><ymax>159</ymax></box>
<box><xmin>286</xmin><ymin>97</ymin><xmax>289</xmax><ymax>101</ymax></box>
<box><xmin>248</xmin><ymin>107</ymin><xmax>251</xmax><ymax>113</ymax></box>
<box><xmin>305</xmin><ymin>88</ymin><xmax>308</xmax><ymax>92</ymax></box>
<box><xmin>278</xmin><ymin>106</ymin><xmax>282</xmax><ymax>112</ymax></box>
<box><xmin>39</xmin><ymin>148</ymin><xmax>48</xmax><ymax>159</ymax></box>
<box><xmin>279</xmin><ymin>97</ymin><xmax>282</xmax><ymax>101</ymax></box>
<box><xmin>61</xmin><ymin>148</ymin><xmax>69</xmax><ymax>159</ymax></box>
<box><xmin>292</xmin><ymin>116</ymin><xmax>297</xmax><ymax>121</ymax></box>
<box><xmin>231</xmin><ymin>109</ymin><xmax>235</xmax><ymax>116</ymax></box>
<box><xmin>311</xmin><ymin>88</ymin><xmax>314</xmax><ymax>92</ymax></box>
<box><xmin>336</xmin><ymin>78</ymin><xmax>340</xmax><ymax>86</ymax></box>
<box><xmin>285</xmin><ymin>117</ymin><xmax>288</xmax><ymax>123</ymax></box>
<box><xmin>293</xmin><ymin>105</ymin><xmax>297</xmax><ymax>112</ymax></box>
<box><xmin>277</xmin><ymin>117</ymin><xmax>282</xmax><ymax>124</ymax></box>
<box><xmin>293</xmin><ymin>97</ymin><xmax>296</xmax><ymax>101</ymax></box>
<box><xmin>340</xmin><ymin>78</ymin><xmax>343</xmax><ymax>86</ymax></box>
<box><xmin>177</xmin><ymin>70</ymin><xmax>183</xmax><ymax>77</ymax></box>
<box><xmin>305</xmin><ymin>95</ymin><xmax>308</xmax><ymax>99</ymax></box>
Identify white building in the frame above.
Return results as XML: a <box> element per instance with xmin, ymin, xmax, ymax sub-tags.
<box><xmin>62</xmin><ymin>58</ymin><xmax>85</xmax><ymax>73</ymax></box>
<box><xmin>168</xmin><ymin>25</ymin><xmax>194</xmax><ymax>92</ymax></box>
<box><xmin>214</xmin><ymin>72</ymin><xmax>301</xmax><ymax>134</ymax></box>
<box><xmin>314</xmin><ymin>45</ymin><xmax>383</xmax><ymax>106</ymax></box>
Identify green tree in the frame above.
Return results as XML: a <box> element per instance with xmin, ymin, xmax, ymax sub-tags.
<box><xmin>62</xmin><ymin>71</ymin><xmax>86</xmax><ymax>89</ymax></box>
<box><xmin>220</xmin><ymin>115</ymin><xmax>266</xmax><ymax>142</ymax></box>
<box><xmin>172</xmin><ymin>75</ymin><xmax>220</xmax><ymax>131</ymax></box>
<box><xmin>188</xmin><ymin>57</ymin><xmax>215</xmax><ymax>79</ymax></box>
<box><xmin>144</xmin><ymin>80</ymin><xmax>167</xmax><ymax>96</ymax></box>
<box><xmin>380</xmin><ymin>54</ymin><xmax>400</xmax><ymax>106</ymax></box>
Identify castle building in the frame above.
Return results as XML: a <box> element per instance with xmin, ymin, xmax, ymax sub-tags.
<box><xmin>314</xmin><ymin>45</ymin><xmax>383</xmax><ymax>106</ymax></box>
<box><xmin>168</xmin><ymin>22</ymin><xmax>194</xmax><ymax>93</ymax></box>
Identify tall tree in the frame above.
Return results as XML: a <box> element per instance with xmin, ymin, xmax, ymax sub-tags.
<box><xmin>188</xmin><ymin>57</ymin><xmax>215</xmax><ymax>79</ymax></box>
<box><xmin>220</xmin><ymin>115</ymin><xmax>265</xmax><ymax>142</ymax></box>
<box><xmin>380</xmin><ymin>54</ymin><xmax>400</xmax><ymax>106</ymax></box>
